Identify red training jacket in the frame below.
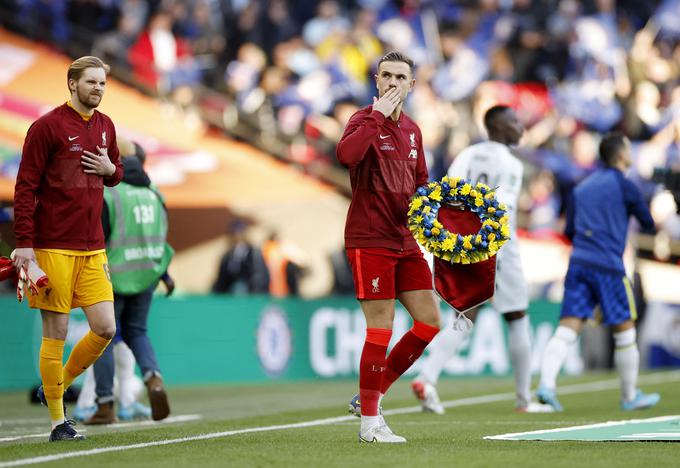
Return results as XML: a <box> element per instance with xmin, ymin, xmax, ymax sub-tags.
<box><xmin>14</xmin><ymin>103</ymin><xmax>123</xmax><ymax>250</ymax></box>
<box><xmin>337</xmin><ymin>106</ymin><xmax>428</xmax><ymax>250</ymax></box>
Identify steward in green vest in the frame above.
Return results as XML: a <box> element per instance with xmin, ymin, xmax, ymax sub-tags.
<box><xmin>102</xmin><ymin>156</ymin><xmax>174</xmax><ymax>295</ymax></box>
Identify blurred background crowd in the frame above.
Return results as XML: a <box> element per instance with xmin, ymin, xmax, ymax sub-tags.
<box><xmin>0</xmin><ymin>0</ymin><xmax>679</xmax><ymax>295</ymax></box>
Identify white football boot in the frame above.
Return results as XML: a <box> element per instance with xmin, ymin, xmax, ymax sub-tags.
<box><xmin>411</xmin><ymin>380</ymin><xmax>444</xmax><ymax>415</ymax></box>
<box><xmin>359</xmin><ymin>424</ymin><xmax>407</xmax><ymax>443</ymax></box>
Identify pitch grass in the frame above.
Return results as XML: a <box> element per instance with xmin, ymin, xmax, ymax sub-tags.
<box><xmin>0</xmin><ymin>372</ymin><xmax>678</xmax><ymax>467</ymax></box>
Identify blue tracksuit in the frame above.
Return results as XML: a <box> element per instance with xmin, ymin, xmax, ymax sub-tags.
<box><xmin>561</xmin><ymin>168</ymin><xmax>654</xmax><ymax>324</ymax></box>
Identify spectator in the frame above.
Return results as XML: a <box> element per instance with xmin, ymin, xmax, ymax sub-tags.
<box><xmin>212</xmin><ymin>221</ymin><xmax>269</xmax><ymax>294</ymax></box>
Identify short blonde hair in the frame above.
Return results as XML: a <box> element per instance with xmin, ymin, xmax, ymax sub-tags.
<box><xmin>67</xmin><ymin>56</ymin><xmax>110</xmax><ymax>92</ymax></box>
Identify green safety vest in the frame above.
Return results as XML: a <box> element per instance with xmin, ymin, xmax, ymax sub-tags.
<box><xmin>104</xmin><ymin>182</ymin><xmax>174</xmax><ymax>294</ymax></box>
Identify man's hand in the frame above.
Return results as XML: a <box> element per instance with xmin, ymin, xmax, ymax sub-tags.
<box><xmin>11</xmin><ymin>247</ymin><xmax>36</xmax><ymax>271</ymax></box>
<box><xmin>372</xmin><ymin>87</ymin><xmax>402</xmax><ymax>118</ymax></box>
<box><xmin>81</xmin><ymin>146</ymin><xmax>115</xmax><ymax>176</ymax></box>
<box><xmin>161</xmin><ymin>275</ymin><xmax>175</xmax><ymax>297</ymax></box>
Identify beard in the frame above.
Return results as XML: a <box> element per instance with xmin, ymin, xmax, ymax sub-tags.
<box><xmin>75</xmin><ymin>86</ymin><xmax>102</xmax><ymax>110</ymax></box>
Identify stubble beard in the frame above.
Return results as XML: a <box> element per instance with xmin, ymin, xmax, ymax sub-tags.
<box><xmin>75</xmin><ymin>87</ymin><xmax>102</xmax><ymax>111</ymax></box>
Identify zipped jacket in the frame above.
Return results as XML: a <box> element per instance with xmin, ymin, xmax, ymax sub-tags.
<box><xmin>337</xmin><ymin>106</ymin><xmax>429</xmax><ymax>250</ymax></box>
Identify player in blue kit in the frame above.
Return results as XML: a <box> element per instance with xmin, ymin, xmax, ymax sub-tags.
<box><xmin>537</xmin><ymin>132</ymin><xmax>660</xmax><ymax>412</ymax></box>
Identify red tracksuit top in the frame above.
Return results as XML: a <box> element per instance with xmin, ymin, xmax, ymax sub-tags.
<box><xmin>337</xmin><ymin>106</ymin><xmax>429</xmax><ymax>250</ymax></box>
<box><xmin>14</xmin><ymin>103</ymin><xmax>123</xmax><ymax>250</ymax></box>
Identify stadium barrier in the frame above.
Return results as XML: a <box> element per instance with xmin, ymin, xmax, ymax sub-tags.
<box><xmin>0</xmin><ymin>295</ymin><xmax>582</xmax><ymax>391</ymax></box>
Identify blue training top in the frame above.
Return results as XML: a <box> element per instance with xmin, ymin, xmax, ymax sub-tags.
<box><xmin>565</xmin><ymin>167</ymin><xmax>654</xmax><ymax>273</ymax></box>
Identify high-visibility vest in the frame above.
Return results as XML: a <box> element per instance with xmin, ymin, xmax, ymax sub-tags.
<box><xmin>262</xmin><ymin>240</ymin><xmax>289</xmax><ymax>297</ymax></box>
<box><xmin>104</xmin><ymin>182</ymin><xmax>174</xmax><ymax>294</ymax></box>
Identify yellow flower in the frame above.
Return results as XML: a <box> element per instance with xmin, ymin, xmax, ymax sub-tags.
<box><xmin>409</xmin><ymin>197</ymin><xmax>423</xmax><ymax>212</ymax></box>
<box><xmin>499</xmin><ymin>203</ymin><xmax>508</xmax><ymax>211</ymax></box>
<box><xmin>449</xmin><ymin>188</ymin><xmax>459</xmax><ymax>196</ymax></box>
<box><xmin>475</xmin><ymin>235</ymin><xmax>482</xmax><ymax>245</ymax></box>
<box><xmin>422</xmin><ymin>205</ymin><xmax>431</xmax><ymax>214</ymax></box>
<box><xmin>501</xmin><ymin>224</ymin><xmax>510</xmax><ymax>238</ymax></box>
<box><xmin>499</xmin><ymin>215</ymin><xmax>509</xmax><ymax>225</ymax></box>
<box><xmin>441</xmin><ymin>236</ymin><xmax>455</xmax><ymax>251</ymax></box>
<box><xmin>474</xmin><ymin>197</ymin><xmax>484</xmax><ymax>207</ymax></box>
<box><xmin>487</xmin><ymin>207</ymin><xmax>496</xmax><ymax>214</ymax></box>
<box><xmin>488</xmin><ymin>233</ymin><xmax>496</xmax><ymax>242</ymax></box>
<box><xmin>460</xmin><ymin>184</ymin><xmax>471</xmax><ymax>195</ymax></box>
<box><xmin>484</xmin><ymin>193</ymin><xmax>495</xmax><ymax>200</ymax></box>
<box><xmin>413</xmin><ymin>215</ymin><xmax>423</xmax><ymax>225</ymax></box>
<box><xmin>433</xmin><ymin>220</ymin><xmax>443</xmax><ymax>229</ymax></box>
<box><xmin>428</xmin><ymin>182</ymin><xmax>438</xmax><ymax>189</ymax></box>
<box><xmin>463</xmin><ymin>235</ymin><xmax>473</xmax><ymax>250</ymax></box>
<box><xmin>429</xmin><ymin>185</ymin><xmax>443</xmax><ymax>201</ymax></box>
<box><xmin>431</xmin><ymin>227</ymin><xmax>440</xmax><ymax>236</ymax></box>
<box><xmin>476</xmin><ymin>183</ymin><xmax>490</xmax><ymax>192</ymax></box>
<box><xmin>469</xmin><ymin>189</ymin><xmax>478</xmax><ymax>198</ymax></box>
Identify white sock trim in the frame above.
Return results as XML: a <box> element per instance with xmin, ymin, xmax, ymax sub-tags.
<box><xmin>555</xmin><ymin>325</ymin><xmax>578</xmax><ymax>343</ymax></box>
<box><xmin>614</xmin><ymin>328</ymin><xmax>636</xmax><ymax>349</ymax></box>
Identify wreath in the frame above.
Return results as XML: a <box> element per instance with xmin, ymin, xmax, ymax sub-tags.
<box><xmin>407</xmin><ymin>176</ymin><xmax>511</xmax><ymax>264</ymax></box>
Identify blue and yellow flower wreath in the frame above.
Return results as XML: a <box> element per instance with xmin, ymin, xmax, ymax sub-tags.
<box><xmin>407</xmin><ymin>176</ymin><xmax>511</xmax><ymax>264</ymax></box>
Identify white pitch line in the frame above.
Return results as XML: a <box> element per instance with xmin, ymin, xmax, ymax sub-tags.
<box><xmin>2</xmin><ymin>371</ymin><xmax>679</xmax><ymax>467</ymax></box>
<box><xmin>0</xmin><ymin>415</ymin><xmax>202</xmax><ymax>443</ymax></box>
<box><xmin>484</xmin><ymin>415</ymin><xmax>680</xmax><ymax>440</ymax></box>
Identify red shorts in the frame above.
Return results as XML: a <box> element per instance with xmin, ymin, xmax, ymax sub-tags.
<box><xmin>346</xmin><ymin>247</ymin><xmax>433</xmax><ymax>300</ymax></box>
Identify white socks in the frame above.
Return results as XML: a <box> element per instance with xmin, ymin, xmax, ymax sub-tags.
<box><xmin>416</xmin><ymin>325</ymin><xmax>468</xmax><ymax>385</ymax></box>
<box><xmin>539</xmin><ymin>325</ymin><xmax>578</xmax><ymax>389</ymax></box>
<box><xmin>507</xmin><ymin>316</ymin><xmax>532</xmax><ymax>407</ymax></box>
<box><xmin>614</xmin><ymin>328</ymin><xmax>639</xmax><ymax>402</ymax></box>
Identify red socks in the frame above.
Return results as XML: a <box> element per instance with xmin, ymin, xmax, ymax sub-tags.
<box><xmin>359</xmin><ymin>328</ymin><xmax>392</xmax><ymax>416</ymax></box>
<box><xmin>380</xmin><ymin>321</ymin><xmax>439</xmax><ymax>394</ymax></box>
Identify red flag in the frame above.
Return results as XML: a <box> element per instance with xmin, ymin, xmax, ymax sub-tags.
<box><xmin>433</xmin><ymin>205</ymin><xmax>496</xmax><ymax>313</ymax></box>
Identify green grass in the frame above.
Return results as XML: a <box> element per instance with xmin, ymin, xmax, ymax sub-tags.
<box><xmin>1</xmin><ymin>372</ymin><xmax>678</xmax><ymax>467</ymax></box>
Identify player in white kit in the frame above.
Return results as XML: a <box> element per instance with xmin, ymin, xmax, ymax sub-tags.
<box><xmin>412</xmin><ymin>105</ymin><xmax>553</xmax><ymax>414</ymax></box>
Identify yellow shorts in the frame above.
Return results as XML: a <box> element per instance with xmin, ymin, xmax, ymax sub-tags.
<box><xmin>28</xmin><ymin>249</ymin><xmax>113</xmax><ymax>314</ymax></box>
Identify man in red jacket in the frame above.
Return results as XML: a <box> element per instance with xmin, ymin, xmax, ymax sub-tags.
<box><xmin>13</xmin><ymin>56</ymin><xmax>123</xmax><ymax>442</ymax></box>
<box><xmin>337</xmin><ymin>51</ymin><xmax>440</xmax><ymax>443</ymax></box>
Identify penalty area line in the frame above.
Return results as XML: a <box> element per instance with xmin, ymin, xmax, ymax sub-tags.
<box><xmin>2</xmin><ymin>371</ymin><xmax>679</xmax><ymax>467</ymax></box>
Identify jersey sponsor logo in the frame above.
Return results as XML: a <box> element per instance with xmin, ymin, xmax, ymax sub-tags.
<box><xmin>68</xmin><ymin>136</ymin><xmax>79</xmax><ymax>141</ymax></box>
<box><xmin>69</xmin><ymin>144</ymin><xmax>83</xmax><ymax>152</ymax></box>
<box><xmin>380</xmin><ymin>144</ymin><xmax>395</xmax><ymax>151</ymax></box>
<box><xmin>371</xmin><ymin>277</ymin><xmax>380</xmax><ymax>293</ymax></box>
<box><xmin>379</xmin><ymin>134</ymin><xmax>390</xmax><ymax>139</ymax></box>
<box><xmin>410</xmin><ymin>132</ymin><xmax>416</xmax><ymax>147</ymax></box>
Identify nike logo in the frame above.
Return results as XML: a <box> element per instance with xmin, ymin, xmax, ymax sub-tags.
<box><xmin>57</xmin><ymin>381</ymin><xmax>63</xmax><ymax>386</ymax></box>
<box><xmin>68</xmin><ymin>136</ymin><xmax>79</xmax><ymax>141</ymax></box>
<box><xmin>379</xmin><ymin>134</ymin><xmax>390</xmax><ymax>139</ymax></box>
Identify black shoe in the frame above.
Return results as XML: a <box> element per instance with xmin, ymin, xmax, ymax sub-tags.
<box><xmin>37</xmin><ymin>385</ymin><xmax>68</xmax><ymax>419</ymax></box>
<box><xmin>49</xmin><ymin>420</ymin><xmax>85</xmax><ymax>442</ymax></box>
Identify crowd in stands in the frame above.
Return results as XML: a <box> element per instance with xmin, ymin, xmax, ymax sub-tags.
<box><xmin>1</xmin><ymin>0</ymin><xmax>679</xmax><ymax>292</ymax></box>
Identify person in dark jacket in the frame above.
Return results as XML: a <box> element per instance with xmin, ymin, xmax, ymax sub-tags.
<box><xmin>212</xmin><ymin>221</ymin><xmax>269</xmax><ymax>294</ymax></box>
<box><xmin>86</xmin><ymin>141</ymin><xmax>174</xmax><ymax>424</ymax></box>
<box><xmin>336</xmin><ymin>51</ymin><xmax>440</xmax><ymax>443</ymax></box>
<box><xmin>537</xmin><ymin>132</ymin><xmax>660</xmax><ymax>412</ymax></box>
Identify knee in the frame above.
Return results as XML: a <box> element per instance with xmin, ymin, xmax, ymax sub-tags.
<box><xmin>94</xmin><ymin>324</ymin><xmax>116</xmax><ymax>341</ymax></box>
<box><xmin>503</xmin><ymin>311</ymin><xmax>526</xmax><ymax>322</ymax></box>
<box><xmin>429</xmin><ymin>316</ymin><xmax>441</xmax><ymax>330</ymax></box>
